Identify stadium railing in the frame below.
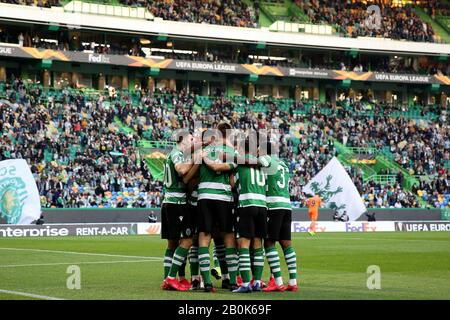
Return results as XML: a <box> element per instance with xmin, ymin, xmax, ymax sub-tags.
<box><xmin>334</xmin><ymin>141</ymin><xmax>377</xmax><ymax>178</ymax></box>
<box><xmin>364</xmin><ymin>174</ymin><xmax>397</xmax><ymax>186</ymax></box>
<box><xmin>63</xmin><ymin>0</ymin><xmax>154</xmax><ymax>20</ymax></box>
<box><xmin>138</xmin><ymin>140</ymin><xmax>176</xmax><ymax>150</ymax></box>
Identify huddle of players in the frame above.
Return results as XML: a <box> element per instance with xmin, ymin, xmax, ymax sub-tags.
<box><xmin>160</xmin><ymin>123</ymin><xmax>298</xmax><ymax>293</ymax></box>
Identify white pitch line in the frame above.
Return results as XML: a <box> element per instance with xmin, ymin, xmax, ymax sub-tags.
<box><xmin>0</xmin><ymin>247</ymin><xmax>163</xmax><ymax>260</ymax></box>
<box><xmin>0</xmin><ymin>259</ymin><xmax>161</xmax><ymax>268</ymax></box>
<box><xmin>0</xmin><ymin>289</ymin><xmax>64</xmax><ymax>300</ymax></box>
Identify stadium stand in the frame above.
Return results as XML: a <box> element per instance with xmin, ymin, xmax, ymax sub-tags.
<box><xmin>0</xmin><ymin>0</ymin><xmax>448</xmax><ymax>210</ymax></box>
<box><xmin>120</xmin><ymin>0</ymin><xmax>259</xmax><ymax>27</ymax></box>
<box><xmin>296</xmin><ymin>0</ymin><xmax>439</xmax><ymax>42</ymax></box>
<box><xmin>0</xmin><ymin>79</ymin><xmax>163</xmax><ymax>209</ymax></box>
<box><xmin>1</xmin><ymin>0</ymin><xmax>448</xmax><ymax>44</ymax></box>
<box><xmin>0</xmin><ymin>0</ymin><xmax>61</xmax><ymax>7</ymax></box>
<box><xmin>0</xmin><ymin>79</ymin><xmax>448</xmax><ymax>209</ymax></box>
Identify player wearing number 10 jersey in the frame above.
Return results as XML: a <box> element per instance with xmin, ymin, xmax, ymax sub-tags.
<box><xmin>258</xmin><ymin>143</ymin><xmax>298</xmax><ymax>292</ymax></box>
<box><xmin>233</xmin><ymin>138</ymin><xmax>267</xmax><ymax>293</ymax></box>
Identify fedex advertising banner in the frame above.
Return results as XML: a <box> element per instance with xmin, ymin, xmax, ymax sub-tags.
<box><xmin>290</xmin><ymin>221</ymin><xmax>396</xmax><ymax>233</ymax></box>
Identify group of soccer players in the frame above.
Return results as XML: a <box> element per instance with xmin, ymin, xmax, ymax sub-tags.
<box><xmin>160</xmin><ymin>122</ymin><xmax>298</xmax><ymax>293</ymax></box>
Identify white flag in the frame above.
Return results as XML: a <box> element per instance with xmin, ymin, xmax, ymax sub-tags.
<box><xmin>0</xmin><ymin>159</ymin><xmax>41</xmax><ymax>224</ymax></box>
<box><xmin>303</xmin><ymin>157</ymin><xmax>367</xmax><ymax>221</ymax></box>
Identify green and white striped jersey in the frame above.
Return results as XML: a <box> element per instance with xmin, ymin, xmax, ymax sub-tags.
<box><xmin>236</xmin><ymin>155</ymin><xmax>267</xmax><ymax>208</ymax></box>
<box><xmin>198</xmin><ymin>144</ymin><xmax>237</xmax><ymax>202</ymax></box>
<box><xmin>162</xmin><ymin>147</ymin><xmax>188</xmax><ymax>204</ymax></box>
<box><xmin>258</xmin><ymin>155</ymin><xmax>291</xmax><ymax>211</ymax></box>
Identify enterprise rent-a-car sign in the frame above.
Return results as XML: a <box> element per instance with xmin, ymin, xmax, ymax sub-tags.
<box><xmin>0</xmin><ymin>223</ymin><xmax>137</xmax><ymax>237</ymax></box>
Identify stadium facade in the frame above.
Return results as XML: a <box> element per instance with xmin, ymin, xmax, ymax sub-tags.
<box><xmin>0</xmin><ymin>1</ymin><xmax>449</xmax><ymax>104</ymax></box>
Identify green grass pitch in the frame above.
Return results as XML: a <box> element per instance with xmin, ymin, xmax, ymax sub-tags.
<box><xmin>0</xmin><ymin>232</ymin><xmax>449</xmax><ymax>300</ymax></box>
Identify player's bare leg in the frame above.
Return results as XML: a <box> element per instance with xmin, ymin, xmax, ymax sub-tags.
<box><xmin>309</xmin><ymin>220</ymin><xmax>317</xmax><ymax>236</ymax></box>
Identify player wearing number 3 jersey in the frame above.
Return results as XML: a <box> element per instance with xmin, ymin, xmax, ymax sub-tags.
<box><xmin>258</xmin><ymin>143</ymin><xmax>298</xmax><ymax>292</ymax></box>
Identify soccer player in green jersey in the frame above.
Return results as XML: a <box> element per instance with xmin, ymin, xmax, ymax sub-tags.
<box><xmin>197</xmin><ymin>122</ymin><xmax>239</xmax><ymax>292</ymax></box>
<box><xmin>184</xmin><ymin>162</ymin><xmax>201</xmax><ymax>290</ymax></box>
<box><xmin>259</xmin><ymin>141</ymin><xmax>298</xmax><ymax>292</ymax></box>
<box><xmin>233</xmin><ymin>137</ymin><xmax>268</xmax><ymax>293</ymax></box>
<box><xmin>161</xmin><ymin>132</ymin><xmax>196</xmax><ymax>291</ymax></box>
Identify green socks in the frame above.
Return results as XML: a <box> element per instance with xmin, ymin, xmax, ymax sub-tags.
<box><xmin>188</xmin><ymin>245</ymin><xmax>199</xmax><ymax>278</ymax></box>
<box><xmin>215</xmin><ymin>244</ymin><xmax>228</xmax><ymax>275</ymax></box>
<box><xmin>238</xmin><ymin>248</ymin><xmax>251</xmax><ymax>285</ymax></box>
<box><xmin>225</xmin><ymin>247</ymin><xmax>239</xmax><ymax>285</ymax></box>
<box><xmin>199</xmin><ymin>247</ymin><xmax>211</xmax><ymax>285</ymax></box>
<box><xmin>284</xmin><ymin>246</ymin><xmax>298</xmax><ymax>284</ymax></box>
<box><xmin>168</xmin><ymin>247</ymin><xmax>189</xmax><ymax>278</ymax></box>
<box><xmin>265</xmin><ymin>246</ymin><xmax>283</xmax><ymax>284</ymax></box>
<box><xmin>250</xmin><ymin>248</ymin><xmax>255</xmax><ymax>276</ymax></box>
<box><xmin>252</xmin><ymin>247</ymin><xmax>265</xmax><ymax>281</ymax></box>
<box><xmin>163</xmin><ymin>248</ymin><xmax>175</xmax><ymax>279</ymax></box>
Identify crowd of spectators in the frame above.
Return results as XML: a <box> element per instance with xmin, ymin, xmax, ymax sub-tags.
<box><xmin>0</xmin><ymin>78</ymin><xmax>163</xmax><ymax>208</ymax></box>
<box><xmin>296</xmin><ymin>0</ymin><xmax>437</xmax><ymax>42</ymax></box>
<box><xmin>121</xmin><ymin>0</ymin><xmax>258</xmax><ymax>28</ymax></box>
<box><xmin>110</xmin><ymin>87</ymin><xmax>449</xmax><ymax>209</ymax></box>
<box><xmin>1</xmin><ymin>0</ymin><xmax>259</xmax><ymax>28</ymax></box>
<box><xmin>352</xmin><ymin>169</ymin><xmax>420</xmax><ymax>209</ymax></box>
<box><xmin>0</xmin><ymin>0</ymin><xmax>60</xmax><ymax>7</ymax></box>
<box><xmin>1</xmin><ymin>0</ymin><xmax>445</xmax><ymax>45</ymax></box>
<box><xmin>286</xmin><ymin>101</ymin><xmax>448</xmax><ymax>208</ymax></box>
<box><xmin>0</xmin><ymin>79</ymin><xmax>448</xmax><ymax>209</ymax></box>
<box><xmin>282</xmin><ymin>114</ymin><xmax>425</xmax><ymax>209</ymax></box>
<box><xmin>420</xmin><ymin>0</ymin><xmax>450</xmax><ymax>18</ymax></box>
